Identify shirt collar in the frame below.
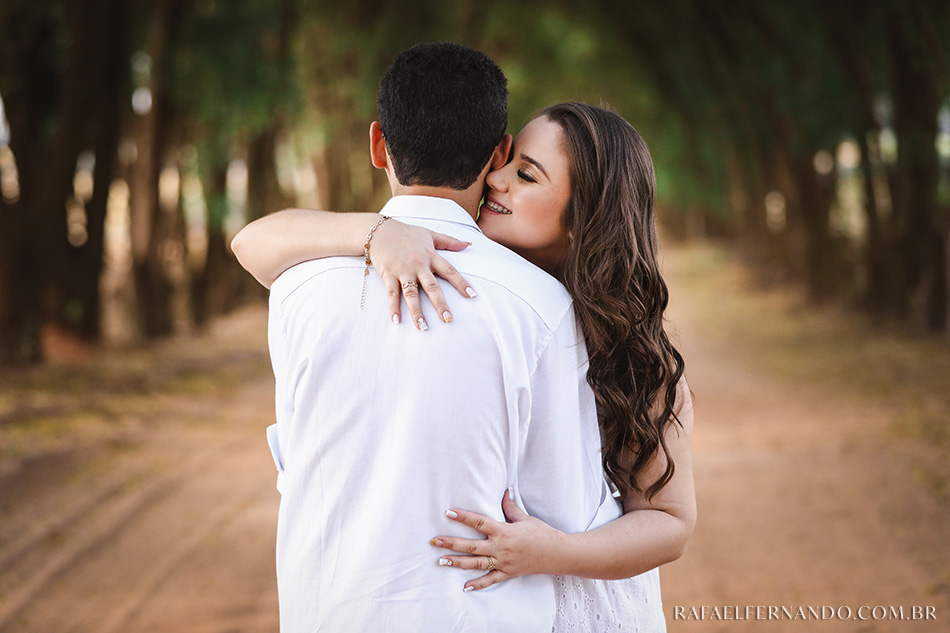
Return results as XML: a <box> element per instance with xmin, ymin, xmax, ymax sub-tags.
<box><xmin>378</xmin><ymin>195</ymin><xmax>482</xmax><ymax>235</ymax></box>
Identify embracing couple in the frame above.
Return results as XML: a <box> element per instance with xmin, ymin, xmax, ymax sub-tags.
<box><xmin>232</xmin><ymin>42</ymin><xmax>695</xmax><ymax>632</ymax></box>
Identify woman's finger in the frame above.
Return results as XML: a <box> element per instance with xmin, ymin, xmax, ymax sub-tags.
<box><xmin>431</xmin><ymin>232</ymin><xmax>471</xmax><ymax>252</ymax></box>
<box><xmin>437</xmin><ymin>555</ymin><xmax>493</xmax><ymax>570</ymax></box>
<box><xmin>501</xmin><ymin>490</ymin><xmax>530</xmax><ymax>522</ymax></box>
<box><xmin>437</xmin><ymin>555</ymin><xmax>510</xmax><ymax>591</ymax></box>
<box><xmin>383</xmin><ymin>275</ymin><xmax>402</xmax><ymax>324</ymax></box>
<box><xmin>431</xmin><ymin>254</ymin><xmax>476</xmax><ymax>299</ymax></box>
<box><xmin>417</xmin><ymin>269</ymin><xmax>453</xmax><ymax>324</ymax></box>
<box><xmin>444</xmin><ymin>507</ymin><xmax>500</xmax><ymax>536</ymax></box>
<box><xmin>401</xmin><ymin>280</ymin><xmax>427</xmax><ymax>331</ymax></box>
<box><xmin>463</xmin><ymin>570</ymin><xmax>508</xmax><ymax>592</ymax></box>
<box><xmin>430</xmin><ymin>535</ymin><xmax>488</xmax><ymax>556</ymax></box>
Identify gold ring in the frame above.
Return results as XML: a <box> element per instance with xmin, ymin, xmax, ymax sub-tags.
<box><xmin>402</xmin><ymin>281</ymin><xmax>418</xmax><ymax>290</ymax></box>
<box><xmin>486</xmin><ymin>556</ymin><xmax>495</xmax><ymax>572</ymax></box>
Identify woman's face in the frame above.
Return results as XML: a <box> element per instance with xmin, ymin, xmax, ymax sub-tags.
<box><xmin>477</xmin><ymin>116</ymin><xmax>572</xmax><ymax>271</ymax></box>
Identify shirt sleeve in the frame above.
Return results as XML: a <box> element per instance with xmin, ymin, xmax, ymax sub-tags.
<box><xmin>517</xmin><ymin>307</ymin><xmax>608</xmax><ymax>535</ymax></box>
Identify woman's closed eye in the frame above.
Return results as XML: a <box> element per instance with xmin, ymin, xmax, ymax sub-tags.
<box><xmin>517</xmin><ymin>169</ymin><xmax>536</xmax><ymax>183</ymax></box>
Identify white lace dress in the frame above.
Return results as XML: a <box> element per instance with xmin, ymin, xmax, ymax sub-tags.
<box><xmin>552</xmin><ymin>567</ymin><xmax>666</xmax><ymax>632</ymax></box>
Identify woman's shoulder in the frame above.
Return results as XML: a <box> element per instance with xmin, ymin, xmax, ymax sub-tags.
<box><xmin>450</xmin><ymin>237</ymin><xmax>573</xmax><ymax>330</ymax></box>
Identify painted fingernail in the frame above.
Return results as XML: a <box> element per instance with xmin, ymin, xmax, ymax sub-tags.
<box><xmin>431</xmin><ymin>538</ymin><xmax>444</xmax><ymax>547</ymax></box>
<box><xmin>442</xmin><ymin>311</ymin><xmax>453</xmax><ymax>323</ymax></box>
<box><xmin>463</xmin><ymin>586</ymin><xmax>474</xmax><ymax>593</ymax></box>
<box><xmin>445</xmin><ymin>510</ymin><xmax>458</xmax><ymax>519</ymax></box>
<box><xmin>439</xmin><ymin>558</ymin><xmax>452</xmax><ymax>566</ymax></box>
<box><xmin>507</xmin><ymin>487</ymin><xmax>514</xmax><ymax>501</ymax></box>
<box><xmin>465</xmin><ymin>287</ymin><xmax>477</xmax><ymax>298</ymax></box>
<box><xmin>392</xmin><ymin>314</ymin><xmax>400</xmax><ymax>324</ymax></box>
<box><xmin>417</xmin><ymin>317</ymin><xmax>428</xmax><ymax>331</ymax></box>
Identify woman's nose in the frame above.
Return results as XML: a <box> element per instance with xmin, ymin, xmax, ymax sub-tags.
<box><xmin>485</xmin><ymin>167</ymin><xmax>507</xmax><ymax>192</ymax></box>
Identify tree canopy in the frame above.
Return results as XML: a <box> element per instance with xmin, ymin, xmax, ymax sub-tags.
<box><xmin>0</xmin><ymin>0</ymin><xmax>948</xmax><ymax>362</ymax></box>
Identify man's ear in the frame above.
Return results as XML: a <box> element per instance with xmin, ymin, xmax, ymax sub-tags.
<box><xmin>490</xmin><ymin>134</ymin><xmax>513</xmax><ymax>171</ymax></box>
<box><xmin>370</xmin><ymin>121</ymin><xmax>388</xmax><ymax>169</ymax></box>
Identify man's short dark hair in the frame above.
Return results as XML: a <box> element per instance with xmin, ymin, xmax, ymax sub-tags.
<box><xmin>377</xmin><ymin>42</ymin><xmax>508</xmax><ymax>190</ymax></box>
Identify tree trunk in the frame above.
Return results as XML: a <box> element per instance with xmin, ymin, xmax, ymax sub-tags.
<box><xmin>888</xmin><ymin>5</ymin><xmax>946</xmax><ymax>330</ymax></box>
<box><xmin>789</xmin><ymin>154</ymin><xmax>836</xmax><ymax>299</ymax></box>
<box><xmin>129</xmin><ymin>0</ymin><xmax>185</xmax><ymax>338</ymax></box>
<box><xmin>70</xmin><ymin>0</ymin><xmax>131</xmax><ymax>340</ymax></box>
<box><xmin>191</xmin><ymin>161</ymin><xmax>242</xmax><ymax>327</ymax></box>
<box><xmin>0</xmin><ymin>0</ymin><xmax>111</xmax><ymax>360</ymax></box>
<box><xmin>130</xmin><ymin>94</ymin><xmax>176</xmax><ymax>338</ymax></box>
<box><xmin>857</xmin><ymin>133</ymin><xmax>898</xmax><ymax>315</ymax></box>
<box><xmin>241</xmin><ymin>125</ymin><xmax>292</xmax><ymax>301</ymax></box>
<box><xmin>246</xmin><ymin>124</ymin><xmax>294</xmax><ymax>219</ymax></box>
<box><xmin>830</xmin><ymin>6</ymin><xmax>897</xmax><ymax>315</ymax></box>
<box><xmin>0</xmin><ymin>189</ymin><xmax>19</xmax><ymax>360</ymax></box>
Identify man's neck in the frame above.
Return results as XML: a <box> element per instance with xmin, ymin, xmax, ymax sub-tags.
<box><xmin>389</xmin><ymin>184</ymin><xmax>482</xmax><ymax>220</ymax></box>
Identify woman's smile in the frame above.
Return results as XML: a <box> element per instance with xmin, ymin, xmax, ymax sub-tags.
<box><xmin>482</xmin><ymin>199</ymin><xmax>511</xmax><ymax>215</ymax></box>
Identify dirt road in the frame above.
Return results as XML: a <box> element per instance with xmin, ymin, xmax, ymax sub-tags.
<box><xmin>0</xmin><ymin>313</ymin><xmax>281</xmax><ymax>633</ymax></box>
<box><xmin>660</xmin><ymin>247</ymin><xmax>949</xmax><ymax>632</ymax></box>
<box><xmin>0</xmin><ymin>244</ymin><xmax>946</xmax><ymax>632</ymax></box>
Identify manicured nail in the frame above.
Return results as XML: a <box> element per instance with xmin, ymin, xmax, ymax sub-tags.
<box><xmin>463</xmin><ymin>586</ymin><xmax>474</xmax><ymax>593</ymax></box>
<box><xmin>439</xmin><ymin>558</ymin><xmax>452</xmax><ymax>566</ymax></box>
<box><xmin>392</xmin><ymin>314</ymin><xmax>400</xmax><ymax>324</ymax></box>
<box><xmin>445</xmin><ymin>509</ymin><xmax>458</xmax><ymax>519</ymax></box>
<box><xmin>417</xmin><ymin>317</ymin><xmax>428</xmax><ymax>331</ymax></box>
<box><xmin>465</xmin><ymin>287</ymin><xmax>477</xmax><ymax>298</ymax></box>
<box><xmin>442</xmin><ymin>310</ymin><xmax>453</xmax><ymax>323</ymax></box>
<box><xmin>507</xmin><ymin>487</ymin><xmax>514</xmax><ymax>501</ymax></box>
<box><xmin>431</xmin><ymin>538</ymin><xmax>444</xmax><ymax>547</ymax></box>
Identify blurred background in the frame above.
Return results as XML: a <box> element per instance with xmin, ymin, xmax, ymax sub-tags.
<box><xmin>0</xmin><ymin>1</ymin><xmax>948</xmax><ymax>632</ymax></box>
<box><xmin>0</xmin><ymin>0</ymin><xmax>948</xmax><ymax>354</ymax></box>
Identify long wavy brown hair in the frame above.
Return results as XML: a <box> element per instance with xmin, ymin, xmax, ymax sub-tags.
<box><xmin>541</xmin><ymin>102</ymin><xmax>686</xmax><ymax>500</ymax></box>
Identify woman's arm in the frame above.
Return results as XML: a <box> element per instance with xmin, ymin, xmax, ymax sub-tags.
<box><xmin>231</xmin><ymin>209</ymin><xmax>385</xmax><ymax>288</ymax></box>
<box><xmin>231</xmin><ymin>208</ymin><xmax>475</xmax><ymax>327</ymax></box>
<box><xmin>433</xmin><ymin>377</ymin><xmax>696</xmax><ymax>590</ymax></box>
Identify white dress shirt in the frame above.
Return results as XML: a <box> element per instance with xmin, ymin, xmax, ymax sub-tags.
<box><xmin>266</xmin><ymin>195</ymin><xmax>618</xmax><ymax>632</ymax></box>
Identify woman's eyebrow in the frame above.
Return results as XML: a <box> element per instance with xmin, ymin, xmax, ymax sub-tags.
<box><xmin>520</xmin><ymin>153</ymin><xmax>549</xmax><ymax>178</ymax></box>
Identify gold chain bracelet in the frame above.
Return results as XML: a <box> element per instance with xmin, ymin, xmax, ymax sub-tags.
<box><xmin>361</xmin><ymin>215</ymin><xmax>391</xmax><ymax>310</ymax></box>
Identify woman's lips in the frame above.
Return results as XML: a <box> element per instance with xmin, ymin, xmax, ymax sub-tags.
<box><xmin>483</xmin><ymin>199</ymin><xmax>511</xmax><ymax>215</ymax></box>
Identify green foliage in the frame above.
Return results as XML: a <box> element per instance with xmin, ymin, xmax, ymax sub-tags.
<box><xmin>169</xmin><ymin>0</ymin><xmax>301</xmax><ymax>143</ymax></box>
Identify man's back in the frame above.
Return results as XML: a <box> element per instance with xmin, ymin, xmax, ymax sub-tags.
<box><xmin>267</xmin><ymin>196</ymin><xmax>607</xmax><ymax>632</ymax></box>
